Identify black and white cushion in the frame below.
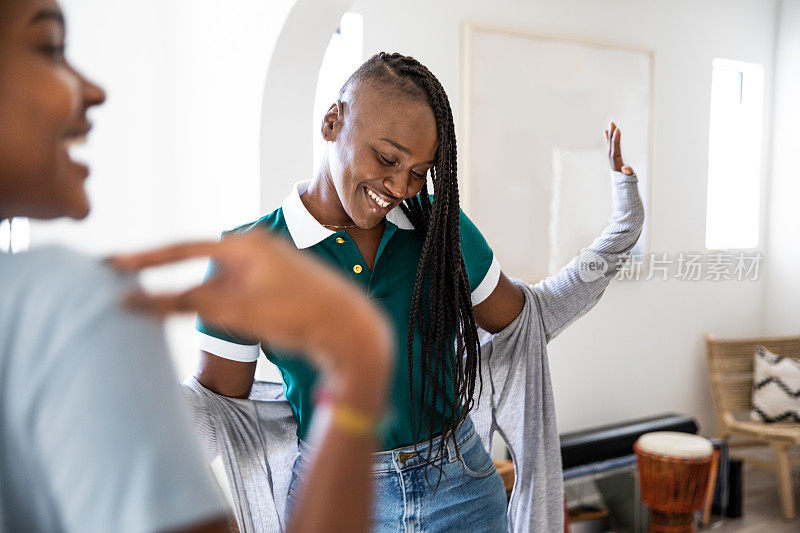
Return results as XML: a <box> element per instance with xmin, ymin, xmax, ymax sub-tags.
<box><xmin>751</xmin><ymin>346</ymin><xmax>800</xmax><ymax>423</ymax></box>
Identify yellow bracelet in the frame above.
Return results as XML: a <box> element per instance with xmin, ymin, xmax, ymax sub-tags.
<box><xmin>330</xmin><ymin>403</ymin><xmax>379</xmax><ymax>438</ymax></box>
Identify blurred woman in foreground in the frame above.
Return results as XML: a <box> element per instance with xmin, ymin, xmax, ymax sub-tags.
<box><xmin>0</xmin><ymin>1</ymin><xmax>390</xmax><ymax>531</ymax></box>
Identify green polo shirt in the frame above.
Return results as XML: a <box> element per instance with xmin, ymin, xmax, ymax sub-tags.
<box><xmin>196</xmin><ymin>180</ymin><xmax>501</xmax><ymax>450</ymax></box>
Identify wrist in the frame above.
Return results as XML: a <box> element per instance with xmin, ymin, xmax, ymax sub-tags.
<box><xmin>312</xmin><ymin>309</ymin><xmax>392</xmax><ymax>418</ymax></box>
<box><xmin>337</xmin><ymin>366</ymin><xmax>389</xmax><ymax>419</ymax></box>
<box><xmin>315</xmin><ymin>364</ymin><xmax>389</xmax><ymax>432</ymax></box>
<box><xmin>337</xmin><ymin>329</ymin><xmax>391</xmax><ymax>418</ymax></box>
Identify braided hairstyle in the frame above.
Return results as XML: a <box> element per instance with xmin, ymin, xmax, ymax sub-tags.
<box><xmin>338</xmin><ymin>52</ymin><xmax>482</xmax><ymax>473</ymax></box>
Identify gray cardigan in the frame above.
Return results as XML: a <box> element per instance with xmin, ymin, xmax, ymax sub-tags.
<box><xmin>182</xmin><ymin>169</ymin><xmax>645</xmax><ymax>532</ymax></box>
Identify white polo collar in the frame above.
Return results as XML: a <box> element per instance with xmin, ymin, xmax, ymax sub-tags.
<box><xmin>281</xmin><ymin>180</ymin><xmax>415</xmax><ymax>249</ymax></box>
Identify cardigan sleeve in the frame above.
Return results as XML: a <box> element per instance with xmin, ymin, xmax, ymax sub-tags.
<box><xmin>531</xmin><ymin>169</ymin><xmax>645</xmax><ymax>342</ymax></box>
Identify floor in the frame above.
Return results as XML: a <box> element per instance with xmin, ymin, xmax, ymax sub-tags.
<box><xmin>710</xmin><ymin>464</ymin><xmax>798</xmax><ymax>532</ymax></box>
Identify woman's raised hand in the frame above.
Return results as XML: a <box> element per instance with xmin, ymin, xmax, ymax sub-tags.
<box><xmin>604</xmin><ymin>122</ymin><xmax>634</xmax><ymax>176</ymax></box>
<box><xmin>108</xmin><ymin>231</ymin><xmax>392</xmax><ymax>394</ymax></box>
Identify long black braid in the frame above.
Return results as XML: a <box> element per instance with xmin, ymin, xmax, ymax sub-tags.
<box><xmin>338</xmin><ymin>52</ymin><xmax>482</xmax><ymax>477</ymax></box>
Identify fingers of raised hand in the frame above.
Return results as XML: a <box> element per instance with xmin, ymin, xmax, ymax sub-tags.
<box><xmin>606</xmin><ymin>122</ymin><xmax>618</xmax><ymax>151</ymax></box>
<box><xmin>122</xmin><ymin>287</ymin><xmax>200</xmax><ymax>317</ymax></box>
<box><xmin>605</xmin><ymin>121</ymin><xmax>626</xmax><ymax>171</ymax></box>
<box><xmin>120</xmin><ymin>268</ymin><xmax>232</xmax><ymax>319</ymax></box>
<box><xmin>108</xmin><ymin>240</ymin><xmax>222</xmax><ymax>272</ymax></box>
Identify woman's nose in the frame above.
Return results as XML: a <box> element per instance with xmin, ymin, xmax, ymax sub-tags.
<box><xmin>384</xmin><ymin>171</ymin><xmax>410</xmax><ymax>199</ymax></box>
<box><xmin>81</xmin><ymin>72</ymin><xmax>107</xmax><ymax>108</ymax></box>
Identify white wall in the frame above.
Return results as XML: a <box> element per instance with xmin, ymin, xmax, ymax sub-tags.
<box><xmin>337</xmin><ymin>0</ymin><xmax>780</xmax><ymax>434</ymax></box>
<box><xmin>764</xmin><ymin>0</ymin><xmax>800</xmax><ymax>335</ymax></box>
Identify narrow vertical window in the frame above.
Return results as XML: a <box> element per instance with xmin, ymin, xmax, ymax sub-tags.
<box><xmin>705</xmin><ymin>58</ymin><xmax>764</xmax><ymax>250</ymax></box>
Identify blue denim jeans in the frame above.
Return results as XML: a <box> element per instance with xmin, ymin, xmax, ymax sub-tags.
<box><xmin>286</xmin><ymin>415</ymin><xmax>508</xmax><ymax>532</ymax></box>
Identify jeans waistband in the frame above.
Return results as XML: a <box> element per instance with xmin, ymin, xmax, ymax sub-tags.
<box><xmin>297</xmin><ymin>415</ymin><xmax>479</xmax><ymax>473</ymax></box>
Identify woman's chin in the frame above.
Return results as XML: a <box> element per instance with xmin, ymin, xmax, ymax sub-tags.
<box><xmin>68</xmin><ymin>202</ymin><xmax>91</xmax><ymax>220</ymax></box>
<box><xmin>353</xmin><ymin>214</ymin><xmax>384</xmax><ymax>230</ymax></box>
<box><xmin>351</xmin><ymin>190</ymin><xmax>391</xmax><ymax>229</ymax></box>
<box><xmin>53</xmin><ymin>191</ymin><xmax>91</xmax><ymax>221</ymax></box>
<box><xmin>65</xmin><ymin>191</ymin><xmax>91</xmax><ymax>220</ymax></box>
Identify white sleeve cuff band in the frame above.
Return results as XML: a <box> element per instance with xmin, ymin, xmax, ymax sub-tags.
<box><xmin>195</xmin><ymin>331</ymin><xmax>260</xmax><ymax>362</ymax></box>
<box><xmin>471</xmin><ymin>256</ymin><xmax>501</xmax><ymax>306</ymax></box>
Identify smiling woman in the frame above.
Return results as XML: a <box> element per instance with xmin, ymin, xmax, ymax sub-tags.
<box><xmin>0</xmin><ymin>0</ymin><xmax>104</xmax><ymax>221</ymax></box>
<box><xmin>0</xmin><ymin>1</ymin><xmax>232</xmax><ymax>531</ymax></box>
<box><xmin>190</xmin><ymin>42</ymin><xmax>644</xmax><ymax>530</ymax></box>
<box><xmin>310</xmin><ymin>84</ymin><xmax>437</xmax><ymax>231</ymax></box>
<box><xmin>194</xmin><ymin>51</ymin><xmax>524</xmax><ymax>532</ymax></box>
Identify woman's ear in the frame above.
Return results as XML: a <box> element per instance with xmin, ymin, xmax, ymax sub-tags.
<box><xmin>321</xmin><ymin>100</ymin><xmax>344</xmax><ymax>141</ymax></box>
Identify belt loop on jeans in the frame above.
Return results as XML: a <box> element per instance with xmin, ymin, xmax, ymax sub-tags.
<box><xmin>446</xmin><ymin>431</ymin><xmax>458</xmax><ymax>463</ymax></box>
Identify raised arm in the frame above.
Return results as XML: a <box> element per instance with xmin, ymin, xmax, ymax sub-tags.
<box><xmin>532</xmin><ymin>167</ymin><xmax>643</xmax><ymax>342</ymax></box>
<box><xmin>531</xmin><ymin>123</ymin><xmax>644</xmax><ymax>342</ymax></box>
<box><xmin>474</xmin><ymin>122</ymin><xmax>644</xmax><ymax>338</ymax></box>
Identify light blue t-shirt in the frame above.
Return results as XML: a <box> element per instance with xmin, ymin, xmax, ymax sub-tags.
<box><xmin>0</xmin><ymin>246</ymin><xmax>226</xmax><ymax>532</ymax></box>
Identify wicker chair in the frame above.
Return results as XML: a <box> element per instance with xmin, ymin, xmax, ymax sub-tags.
<box><xmin>705</xmin><ymin>333</ymin><xmax>800</xmax><ymax>519</ymax></box>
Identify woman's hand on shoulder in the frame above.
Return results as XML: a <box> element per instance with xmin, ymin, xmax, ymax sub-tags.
<box><xmin>604</xmin><ymin>122</ymin><xmax>634</xmax><ymax>176</ymax></box>
<box><xmin>109</xmin><ymin>231</ymin><xmax>392</xmax><ymax>406</ymax></box>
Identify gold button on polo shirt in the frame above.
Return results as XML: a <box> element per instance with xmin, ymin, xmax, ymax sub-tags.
<box><xmin>353</xmin><ymin>264</ymin><xmax>363</xmax><ymax>274</ymax></box>
<box><xmin>335</xmin><ymin>237</ymin><xmax>345</xmax><ymax>244</ymax></box>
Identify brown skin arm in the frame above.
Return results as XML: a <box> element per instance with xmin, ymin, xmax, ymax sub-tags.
<box><xmin>472</xmin><ymin>271</ymin><xmax>526</xmax><ymax>334</ymax></box>
<box><xmin>285</xmin><ymin>340</ymin><xmax>388</xmax><ymax>533</ymax></box>
<box><xmin>195</xmin><ymin>351</ymin><xmax>257</xmax><ymax>399</ymax></box>
<box><xmin>286</xmin><ymin>420</ymin><xmax>377</xmax><ymax>533</ymax></box>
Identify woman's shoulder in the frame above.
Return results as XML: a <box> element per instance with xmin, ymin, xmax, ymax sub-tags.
<box><xmin>221</xmin><ymin>206</ymin><xmax>291</xmax><ymax>239</ymax></box>
<box><xmin>1</xmin><ymin>246</ymin><xmax>124</xmax><ymax>290</ymax></box>
<box><xmin>0</xmin><ymin>246</ymin><xmax>139</xmax><ymax>334</ymax></box>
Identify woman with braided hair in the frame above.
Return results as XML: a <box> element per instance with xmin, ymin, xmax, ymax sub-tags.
<box><xmin>196</xmin><ymin>51</ymin><xmax>637</xmax><ymax>531</ymax></box>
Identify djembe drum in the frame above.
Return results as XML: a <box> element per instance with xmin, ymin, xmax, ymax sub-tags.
<box><xmin>634</xmin><ymin>431</ymin><xmax>714</xmax><ymax>533</ymax></box>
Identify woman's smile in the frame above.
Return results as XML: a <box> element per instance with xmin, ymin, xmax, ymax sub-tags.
<box><xmin>362</xmin><ymin>184</ymin><xmax>395</xmax><ymax>215</ymax></box>
<box><xmin>62</xmin><ymin>125</ymin><xmax>92</xmax><ymax>180</ymax></box>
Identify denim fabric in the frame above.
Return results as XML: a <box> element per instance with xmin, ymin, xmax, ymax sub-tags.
<box><xmin>286</xmin><ymin>416</ymin><xmax>508</xmax><ymax>532</ymax></box>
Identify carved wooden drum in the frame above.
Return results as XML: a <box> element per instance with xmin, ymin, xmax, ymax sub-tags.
<box><xmin>634</xmin><ymin>431</ymin><xmax>714</xmax><ymax>532</ymax></box>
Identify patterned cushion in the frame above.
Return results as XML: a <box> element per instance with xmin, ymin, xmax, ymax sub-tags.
<box><xmin>751</xmin><ymin>346</ymin><xmax>800</xmax><ymax>423</ymax></box>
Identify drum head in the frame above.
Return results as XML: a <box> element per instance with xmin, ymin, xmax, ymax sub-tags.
<box><xmin>635</xmin><ymin>431</ymin><xmax>713</xmax><ymax>459</ymax></box>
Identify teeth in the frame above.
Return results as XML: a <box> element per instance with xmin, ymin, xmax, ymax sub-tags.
<box><xmin>367</xmin><ymin>188</ymin><xmax>390</xmax><ymax>208</ymax></box>
<box><xmin>64</xmin><ymin>136</ymin><xmax>88</xmax><ymax>161</ymax></box>
<box><xmin>65</xmin><ymin>136</ymin><xmax>87</xmax><ymax>148</ymax></box>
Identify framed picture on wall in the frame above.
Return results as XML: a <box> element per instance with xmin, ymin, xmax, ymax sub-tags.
<box><xmin>460</xmin><ymin>23</ymin><xmax>652</xmax><ymax>282</ymax></box>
